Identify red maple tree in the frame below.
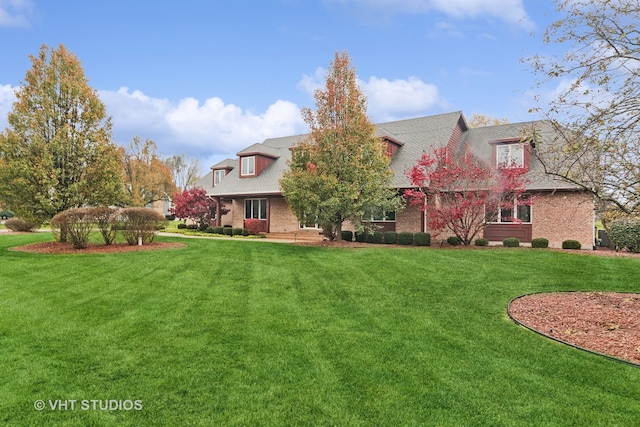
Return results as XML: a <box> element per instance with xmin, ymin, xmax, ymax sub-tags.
<box><xmin>404</xmin><ymin>147</ymin><xmax>529</xmax><ymax>245</ymax></box>
<box><xmin>170</xmin><ymin>187</ymin><xmax>228</xmax><ymax>230</ymax></box>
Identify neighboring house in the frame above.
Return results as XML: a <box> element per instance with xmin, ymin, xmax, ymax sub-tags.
<box><xmin>198</xmin><ymin>111</ymin><xmax>594</xmax><ymax>248</ymax></box>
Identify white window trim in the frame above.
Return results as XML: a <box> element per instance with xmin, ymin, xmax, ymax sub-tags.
<box><xmin>214</xmin><ymin>169</ymin><xmax>226</xmax><ymax>185</ymax></box>
<box><xmin>364</xmin><ymin>208</ymin><xmax>396</xmax><ymax>222</ymax></box>
<box><xmin>496</xmin><ymin>144</ymin><xmax>524</xmax><ymax>168</ymax></box>
<box><xmin>488</xmin><ymin>195</ymin><xmax>532</xmax><ymax>224</ymax></box>
<box><xmin>244</xmin><ymin>198</ymin><xmax>267</xmax><ymax>220</ymax></box>
<box><xmin>241</xmin><ymin>156</ymin><xmax>255</xmax><ymax>176</ymax></box>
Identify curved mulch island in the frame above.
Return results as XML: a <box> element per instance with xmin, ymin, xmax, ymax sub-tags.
<box><xmin>10</xmin><ymin>241</ymin><xmax>186</xmax><ymax>254</ymax></box>
<box><xmin>509</xmin><ymin>292</ymin><xmax>640</xmax><ymax>366</ymax></box>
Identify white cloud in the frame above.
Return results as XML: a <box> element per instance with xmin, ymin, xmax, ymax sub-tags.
<box><xmin>0</xmin><ymin>0</ymin><xmax>34</xmax><ymax>27</ymax></box>
<box><xmin>297</xmin><ymin>71</ymin><xmax>444</xmax><ymax>122</ymax></box>
<box><xmin>99</xmin><ymin>87</ymin><xmax>307</xmax><ymax>163</ymax></box>
<box><xmin>0</xmin><ymin>84</ymin><xmax>17</xmax><ymax>128</ymax></box>
<box><xmin>326</xmin><ymin>0</ymin><xmax>534</xmax><ymax>30</ymax></box>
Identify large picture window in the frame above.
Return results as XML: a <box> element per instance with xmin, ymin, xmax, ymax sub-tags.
<box><xmin>496</xmin><ymin>144</ymin><xmax>524</xmax><ymax>168</ymax></box>
<box><xmin>488</xmin><ymin>195</ymin><xmax>531</xmax><ymax>223</ymax></box>
<box><xmin>241</xmin><ymin>156</ymin><xmax>255</xmax><ymax>176</ymax></box>
<box><xmin>245</xmin><ymin>198</ymin><xmax>267</xmax><ymax>220</ymax></box>
<box><xmin>364</xmin><ymin>207</ymin><xmax>396</xmax><ymax>222</ymax></box>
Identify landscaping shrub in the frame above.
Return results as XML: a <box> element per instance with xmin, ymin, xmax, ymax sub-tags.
<box><xmin>398</xmin><ymin>232</ymin><xmax>414</xmax><ymax>245</ymax></box>
<box><xmin>447</xmin><ymin>236</ymin><xmax>463</xmax><ymax>246</ymax></box>
<box><xmin>503</xmin><ymin>237</ymin><xmax>520</xmax><ymax>247</ymax></box>
<box><xmin>607</xmin><ymin>218</ymin><xmax>640</xmax><ymax>253</ymax></box>
<box><xmin>186</xmin><ymin>224</ymin><xmax>198</xmax><ymax>230</ymax></box>
<box><xmin>475</xmin><ymin>238</ymin><xmax>489</xmax><ymax>246</ymax></box>
<box><xmin>341</xmin><ymin>230</ymin><xmax>353</xmax><ymax>242</ymax></box>
<box><xmin>562</xmin><ymin>239</ymin><xmax>582</xmax><ymax>250</ymax></box>
<box><xmin>91</xmin><ymin>207</ymin><xmax>118</xmax><ymax>245</ymax></box>
<box><xmin>116</xmin><ymin>208</ymin><xmax>166</xmax><ymax>245</ymax></box>
<box><xmin>5</xmin><ymin>217</ymin><xmax>38</xmax><ymax>232</ymax></box>
<box><xmin>242</xmin><ymin>229</ymin><xmax>249</xmax><ymax>236</ymax></box>
<box><xmin>367</xmin><ymin>231</ymin><xmax>384</xmax><ymax>244</ymax></box>
<box><xmin>177</xmin><ymin>223</ymin><xmax>187</xmax><ymax>229</ymax></box>
<box><xmin>205</xmin><ymin>226</ymin><xmax>216</xmax><ymax>233</ymax></box>
<box><xmin>384</xmin><ymin>231</ymin><xmax>398</xmax><ymax>244</ymax></box>
<box><xmin>232</xmin><ymin>227</ymin><xmax>244</xmax><ymax>236</ymax></box>
<box><xmin>223</xmin><ymin>227</ymin><xmax>233</xmax><ymax>236</ymax></box>
<box><xmin>213</xmin><ymin>226</ymin><xmax>224</xmax><ymax>234</ymax></box>
<box><xmin>198</xmin><ymin>222</ymin><xmax>209</xmax><ymax>232</ymax></box>
<box><xmin>531</xmin><ymin>237</ymin><xmax>549</xmax><ymax>249</ymax></box>
<box><xmin>355</xmin><ymin>231</ymin><xmax>367</xmax><ymax>243</ymax></box>
<box><xmin>244</xmin><ymin>218</ymin><xmax>262</xmax><ymax>235</ymax></box>
<box><xmin>165</xmin><ymin>214</ymin><xmax>176</xmax><ymax>220</ymax></box>
<box><xmin>414</xmin><ymin>232</ymin><xmax>431</xmax><ymax>246</ymax></box>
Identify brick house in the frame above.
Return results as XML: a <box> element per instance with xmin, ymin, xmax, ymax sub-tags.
<box><xmin>198</xmin><ymin>111</ymin><xmax>594</xmax><ymax>248</ymax></box>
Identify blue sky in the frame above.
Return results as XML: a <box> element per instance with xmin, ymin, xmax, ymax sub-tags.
<box><xmin>0</xmin><ymin>0</ymin><xmax>563</xmax><ymax>172</ymax></box>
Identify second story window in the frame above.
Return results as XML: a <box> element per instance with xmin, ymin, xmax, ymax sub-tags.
<box><xmin>241</xmin><ymin>156</ymin><xmax>255</xmax><ymax>176</ymax></box>
<box><xmin>214</xmin><ymin>169</ymin><xmax>226</xmax><ymax>185</ymax></box>
<box><xmin>496</xmin><ymin>144</ymin><xmax>524</xmax><ymax>168</ymax></box>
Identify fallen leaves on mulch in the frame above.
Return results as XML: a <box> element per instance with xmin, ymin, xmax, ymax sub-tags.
<box><xmin>509</xmin><ymin>292</ymin><xmax>640</xmax><ymax>365</ymax></box>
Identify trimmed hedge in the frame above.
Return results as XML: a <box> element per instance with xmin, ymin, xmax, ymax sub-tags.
<box><xmin>475</xmin><ymin>238</ymin><xmax>489</xmax><ymax>247</ymax></box>
<box><xmin>232</xmin><ymin>227</ymin><xmax>244</xmax><ymax>236</ymax></box>
<box><xmin>531</xmin><ymin>238</ymin><xmax>549</xmax><ymax>249</ymax></box>
<box><xmin>341</xmin><ymin>230</ymin><xmax>353</xmax><ymax>242</ymax></box>
<box><xmin>213</xmin><ymin>226</ymin><xmax>224</xmax><ymax>234</ymax></box>
<box><xmin>398</xmin><ymin>232</ymin><xmax>413</xmax><ymax>245</ymax></box>
<box><xmin>447</xmin><ymin>236</ymin><xmax>463</xmax><ymax>246</ymax></box>
<box><xmin>223</xmin><ymin>227</ymin><xmax>233</xmax><ymax>236</ymax></box>
<box><xmin>503</xmin><ymin>237</ymin><xmax>520</xmax><ymax>247</ymax></box>
<box><xmin>414</xmin><ymin>232</ymin><xmax>431</xmax><ymax>246</ymax></box>
<box><xmin>384</xmin><ymin>231</ymin><xmax>398</xmax><ymax>244</ymax></box>
<box><xmin>5</xmin><ymin>217</ymin><xmax>38</xmax><ymax>232</ymax></box>
<box><xmin>355</xmin><ymin>231</ymin><xmax>367</xmax><ymax>243</ymax></box>
<box><xmin>177</xmin><ymin>223</ymin><xmax>187</xmax><ymax>229</ymax></box>
<box><xmin>562</xmin><ymin>239</ymin><xmax>582</xmax><ymax>250</ymax></box>
<box><xmin>368</xmin><ymin>231</ymin><xmax>384</xmax><ymax>244</ymax></box>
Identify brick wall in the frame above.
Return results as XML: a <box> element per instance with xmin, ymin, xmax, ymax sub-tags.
<box><xmin>396</xmin><ymin>203</ymin><xmax>422</xmax><ymax>233</ymax></box>
<box><xmin>269</xmin><ymin>196</ymin><xmax>301</xmax><ymax>232</ymax></box>
<box><xmin>532</xmin><ymin>191</ymin><xmax>594</xmax><ymax>249</ymax></box>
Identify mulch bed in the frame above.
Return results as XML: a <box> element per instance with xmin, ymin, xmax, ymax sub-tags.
<box><xmin>10</xmin><ymin>241</ymin><xmax>186</xmax><ymax>254</ymax></box>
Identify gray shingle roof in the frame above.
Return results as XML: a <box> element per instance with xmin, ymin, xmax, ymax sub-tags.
<box><xmin>201</xmin><ymin>112</ymin><xmax>580</xmax><ymax>197</ymax></box>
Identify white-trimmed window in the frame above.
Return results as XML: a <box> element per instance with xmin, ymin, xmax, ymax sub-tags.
<box><xmin>365</xmin><ymin>207</ymin><xmax>396</xmax><ymax>222</ymax></box>
<box><xmin>496</xmin><ymin>144</ymin><xmax>524</xmax><ymax>168</ymax></box>
<box><xmin>245</xmin><ymin>198</ymin><xmax>267</xmax><ymax>220</ymax></box>
<box><xmin>488</xmin><ymin>195</ymin><xmax>531</xmax><ymax>223</ymax></box>
<box><xmin>214</xmin><ymin>169</ymin><xmax>226</xmax><ymax>185</ymax></box>
<box><xmin>241</xmin><ymin>156</ymin><xmax>255</xmax><ymax>176</ymax></box>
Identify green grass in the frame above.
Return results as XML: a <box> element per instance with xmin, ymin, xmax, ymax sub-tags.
<box><xmin>1</xmin><ymin>233</ymin><xmax>639</xmax><ymax>426</ymax></box>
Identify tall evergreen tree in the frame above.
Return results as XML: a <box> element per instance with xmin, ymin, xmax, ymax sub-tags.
<box><xmin>280</xmin><ymin>51</ymin><xmax>401</xmax><ymax>240</ymax></box>
<box><xmin>0</xmin><ymin>44</ymin><xmax>123</xmax><ymax>223</ymax></box>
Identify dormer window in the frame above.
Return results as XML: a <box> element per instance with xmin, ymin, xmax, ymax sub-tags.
<box><xmin>214</xmin><ymin>169</ymin><xmax>226</xmax><ymax>185</ymax></box>
<box><xmin>241</xmin><ymin>156</ymin><xmax>255</xmax><ymax>176</ymax></box>
<box><xmin>496</xmin><ymin>144</ymin><xmax>524</xmax><ymax>168</ymax></box>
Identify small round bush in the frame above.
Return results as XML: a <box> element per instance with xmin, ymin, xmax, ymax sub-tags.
<box><xmin>475</xmin><ymin>238</ymin><xmax>489</xmax><ymax>246</ymax></box>
<box><xmin>414</xmin><ymin>232</ymin><xmax>431</xmax><ymax>246</ymax></box>
<box><xmin>355</xmin><ymin>231</ymin><xmax>367</xmax><ymax>243</ymax></box>
<box><xmin>341</xmin><ymin>230</ymin><xmax>353</xmax><ymax>242</ymax></box>
<box><xmin>232</xmin><ymin>227</ymin><xmax>244</xmax><ymax>236</ymax></box>
<box><xmin>213</xmin><ymin>226</ymin><xmax>224</xmax><ymax>234</ymax></box>
<box><xmin>398</xmin><ymin>232</ymin><xmax>413</xmax><ymax>245</ymax></box>
<box><xmin>384</xmin><ymin>231</ymin><xmax>398</xmax><ymax>244</ymax></box>
<box><xmin>223</xmin><ymin>227</ymin><xmax>233</xmax><ymax>236</ymax></box>
<box><xmin>562</xmin><ymin>239</ymin><xmax>582</xmax><ymax>250</ymax></box>
<box><xmin>607</xmin><ymin>219</ymin><xmax>640</xmax><ymax>253</ymax></box>
<box><xmin>186</xmin><ymin>224</ymin><xmax>198</xmax><ymax>230</ymax></box>
<box><xmin>367</xmin><ymin>231</ymin><xmax>384</xmax><ymax>244</ymax></box>
<box><xmin>5</xmin><ymin>217</ymin><xmax>38</xmax><ymax>232</ymax></box>
<box><xmin>531</xmin><ymin>237</ymin><xmax>549</xmax><ymax>248</ymax></box>
<box><xmin>205</xmin><ymin>226</ymin><xmax>216</xmax><ymax>233</ymax></box>
<box><xmin>242</xmin><ymin>228</ymin><xmax>249</xmax><ymax>236</ymax></box>
<box><xmin>447</xmin><ymin>236</ymin><xmax>462</xmax><ymax>246</ymax></box>
<box><xmin>503</xmin><ymin>237</ymin><xmax>520</xmax><ymax>247</ymax></box>
<box><xmin>177</xmin><ymin>223</ymin><xmax>187</xmax><ymax>229</ymax></box>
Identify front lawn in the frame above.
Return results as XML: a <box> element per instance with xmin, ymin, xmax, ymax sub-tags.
<box><xmin>1</xmin><ymin>233</ymin><xmax>639</xmax><ymax>426</ymax></box>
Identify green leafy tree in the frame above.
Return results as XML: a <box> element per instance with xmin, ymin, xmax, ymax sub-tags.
<box><xmin>120</xmin><ymin>136</ymin><xmax>178</xmax><ymax>207</ymax></box>
<box><xmin>526</xmin><ymin>0</ymin><xmax>640</xmax><ymax>216</ymax></box>
<box><xmin>280</xmin><ymin>51</ymin><xmax>402</xmax><ymax>240</ymax></box>
<box><xmin>0</xmin><ymin>44</ymin><xmax>123</xmax><ymax>224</ymax></box>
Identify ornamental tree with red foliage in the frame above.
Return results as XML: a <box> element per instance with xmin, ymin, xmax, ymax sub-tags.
<box><xmin>170</xmin><ymin>187</ymin><xmax>228</xmax><ymax>230</ymax></box>
<box><xmin>404</xmin><ymin>147</ymin><xmax>529</xmax><ymax>245</ymax></box>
